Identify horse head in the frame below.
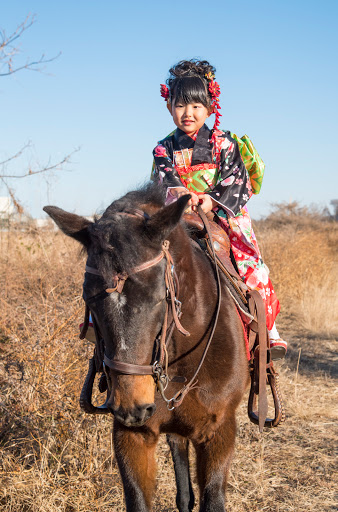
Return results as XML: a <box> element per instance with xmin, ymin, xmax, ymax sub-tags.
<box><xmin>44</xmin><ymin>187</ymin><xmax>190</xmax><ymax>427</ymax></box>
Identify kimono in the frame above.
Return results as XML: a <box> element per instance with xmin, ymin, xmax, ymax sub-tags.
<box><xmin>151</xmin><ymin>124</ymin><xmax>280</xmax><ymax>330</ymax></box>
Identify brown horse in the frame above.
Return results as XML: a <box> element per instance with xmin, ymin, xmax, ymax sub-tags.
<box><xmin>44</xmin><ymin>184</ymin><xmax>249</xmax><ymax>512</ymax></box>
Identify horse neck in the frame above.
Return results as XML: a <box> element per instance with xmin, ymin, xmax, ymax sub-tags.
<box><xmin>169</xmin><ymin>227</ymin><xmax>214</xmax><ymax>321</ymax></box>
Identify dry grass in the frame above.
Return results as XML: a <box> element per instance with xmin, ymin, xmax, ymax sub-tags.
<box><xmin>254</xmin><ymin>203</ymin><xmax>338</xmax><ymax>338</ymax></box>
<box><xmin>0</xmin><ymin>207</ymin><xmax>337</xmax><ymax>511</ymax></box>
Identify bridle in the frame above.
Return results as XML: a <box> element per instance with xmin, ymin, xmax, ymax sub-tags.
<box><xmin>83</xmin><ymin>207</ymin><xmax>222</xmax><ymax>410</ymax></box>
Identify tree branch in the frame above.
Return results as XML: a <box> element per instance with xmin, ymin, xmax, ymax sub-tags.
<box><xmin>0</xmin><ymin>147</ymin><xmax>80</xmax><ymax>179</ymax></box>
<box><xmin>0</xmin><ymin>13</ymin><xmax>60</xmax><ymax>77</ymax></box>
<box><xmin>0</xmin><ymin>143</ymin><xmax>31</xmax><ymax>167</ymax></box>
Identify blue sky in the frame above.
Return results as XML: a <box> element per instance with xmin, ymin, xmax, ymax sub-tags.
<box><xmin>1</xmin><ymin>0</ymin><xmax>337</xmax><ymax>218</ymax></box>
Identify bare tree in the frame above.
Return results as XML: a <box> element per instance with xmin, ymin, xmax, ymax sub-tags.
<box><xmin>1</xmin><ymin>14</ymin><xmax>76</xmax><ymax>214</ymax></box>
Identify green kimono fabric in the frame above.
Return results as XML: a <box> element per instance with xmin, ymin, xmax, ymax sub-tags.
<box><xmin>231</xmin><ymin>133</ymin><xmax>265</xmax><ymax>195</ymax></box>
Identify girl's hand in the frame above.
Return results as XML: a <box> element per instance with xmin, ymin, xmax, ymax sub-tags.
<box><xmin>198</xmin><ymin>194</ymin><xmax>217</xmax><ymax>213</ymax></box>
<box><xmin>166</xmin><ymin>187</ymin><xmax>199</xmax><ymax>207</ymax></box>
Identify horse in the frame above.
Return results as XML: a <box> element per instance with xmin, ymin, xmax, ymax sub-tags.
<box><xmin>44</xmin><ymin>184</ymin><xmax>249</xmax><ymax>512</ymax></box>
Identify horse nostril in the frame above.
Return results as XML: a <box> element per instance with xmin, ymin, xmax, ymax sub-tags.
<box><xmin>145</xmin><ymin>403</ymin><xmax>156</xmax><ymax>416</ymax></box>
<box><xmin>136</xmin><ymin>403</ymin><xmax>156</xmax><ymax>422</ymax></box>
<box><xmin>113</xmin><ymin>403</ymin><xmax>157</xmax><ymax>426</ymax></box>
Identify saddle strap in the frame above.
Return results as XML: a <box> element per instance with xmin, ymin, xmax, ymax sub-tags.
<box><xmin>205</xmin><ymin>239</ymin><xmax>248</xmax><ymax>304</ymax></box>
<box><xmin>247</xmin><ymin>290</ymin><xmax>269</xmax><ymax>432</ymax></box>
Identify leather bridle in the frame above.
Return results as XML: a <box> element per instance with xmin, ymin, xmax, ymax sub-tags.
<box><xmin>83</xmin><ymin>206</ymin><xmax>223</xmax><ymax>410</ymax></box>
<box><xmin>86</xmin><ymin>237</ymin><xmax>190</xmax><ymax>363</ymax></box>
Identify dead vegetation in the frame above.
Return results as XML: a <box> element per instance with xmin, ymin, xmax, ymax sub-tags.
<box><xmin>254</xmin><ymin>202</ymin><xmax>338</xmax><ymax>338</ymax></box>
<box><xmin>0</xmin><ymin>204</ymin><xmax>337</xmax><ymax>511</ymax></box>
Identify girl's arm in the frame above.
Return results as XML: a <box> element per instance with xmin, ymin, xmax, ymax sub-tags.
<box><xmin>151</xmin><ymin>142</ymin><xmax>199</xmax><ymax>206</ymax></box>
<box><xmin>207</xmin><ymin>133</ymin><xmax>253</xmax><ymax>216</ymax></box>
<box><xmin>151</xmin><ymin>143</ymin><xmax>184</xmax><ymax>189</ymax></box>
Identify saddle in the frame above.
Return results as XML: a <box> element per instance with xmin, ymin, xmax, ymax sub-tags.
<box><xmin>183</xmin><ymin>211</ymin><xmax>285</xmax><ymax>431</ymax></box>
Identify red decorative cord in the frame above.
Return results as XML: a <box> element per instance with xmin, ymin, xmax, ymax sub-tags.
<box><xmin>205</xmin><ymin>72</ymin><xmax>222</xmax><ymax>129</ymax></box>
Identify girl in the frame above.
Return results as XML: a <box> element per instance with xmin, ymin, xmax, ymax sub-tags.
<box><xmin>151</xmin><ymin>59</ymin><xmax>287</xmax><ymax>360</ymax></box>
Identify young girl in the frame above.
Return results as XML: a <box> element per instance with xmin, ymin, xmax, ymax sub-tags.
<box><xmin>151</xmin><ymin>59</ymin><xmax>287</xmax><ymax>360</ymax></box>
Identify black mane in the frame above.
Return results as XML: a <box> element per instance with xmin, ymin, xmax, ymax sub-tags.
<box><xmin>88</xmin><ymin>183</ymin><xmax>166</xmax><ymax>276</ymax></box>
<box><xmin>102</xmin><ymin>182</ymin><xmax>166</xmax><ymax>218</ymax></box>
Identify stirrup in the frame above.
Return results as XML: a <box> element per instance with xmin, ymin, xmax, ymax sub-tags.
<box><xmin>270</xmin><ymin>339</ymin><xmax>287</xmax><ymax>361</ymax></box>
<box><xmin>248</xmin><ymin>347</ymin><xmax>286</xmax><ymax>428</ymax></box>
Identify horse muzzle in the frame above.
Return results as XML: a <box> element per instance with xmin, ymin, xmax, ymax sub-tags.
<box><xmin>110</xmin><ymin>402</ymin><xmax>157</xmax><ymax>427</ymax></box>
<box><xmin>106</xmin><ymin>372</ymin><xmax>157</xmax><ymax>426</ymax></box>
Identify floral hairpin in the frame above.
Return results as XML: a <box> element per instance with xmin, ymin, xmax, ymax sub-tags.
<box><xmin>205</xmin><ymin>72</ymin><xmax>222</xmax><ymax>129</ymax></box>
<box><xmin>205</xmin><ymin>71</ymin><xmax>215</xmax><ymax>81</ymax></box>
<box><xmin>160</xmin><ymin>84</ymin><xmax>169</xmax><ymax>101</ymax></box>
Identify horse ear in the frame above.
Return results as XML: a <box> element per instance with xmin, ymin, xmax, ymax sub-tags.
<box><xmin>43</xmin><ymin>206</ymin><xmax>93</xmax><ymax>247</ymax></box>
<box><xmin>146</xmin><ymin>195</ymin><xmax>191</xmax><ymax>241</ymax></box>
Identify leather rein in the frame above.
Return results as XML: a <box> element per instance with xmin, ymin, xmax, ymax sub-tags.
<box><xmin>84</xmin><ymin>206</ymin><xmax>222</xmax><ymax>410</ymax></box>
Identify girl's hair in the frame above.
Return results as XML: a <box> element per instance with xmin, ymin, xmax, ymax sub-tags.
<box><xmin>166</xmin><ymin>59</ymin><xmax>216</xmax><ymax>107</ymax></box>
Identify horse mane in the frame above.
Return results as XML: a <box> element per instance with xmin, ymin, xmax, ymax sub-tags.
<box><xmin>87</xmin><ymin>183</ymin><xmax>168</xmax><ymax>276</ymax></box>
<box><xmin>101</xmin><ymin>182</ymin><xmax>166</xmax><ymax>217</ymax></box>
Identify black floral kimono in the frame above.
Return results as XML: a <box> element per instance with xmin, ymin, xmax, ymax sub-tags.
<box><xmin>151</xmin><ymin>124</ymin><xmax>252</xmax><ymax>216</ymax></box>
<box><xmin>151</xmin><ymin>124</ymin><xmax>280</xmax><ymax>330</ymax></box>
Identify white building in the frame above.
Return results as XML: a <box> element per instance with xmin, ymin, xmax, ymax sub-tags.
<box><xmin>0</xmin><ymin>197</ymin><xmax>15</xmax><ymax>219</ymax></box>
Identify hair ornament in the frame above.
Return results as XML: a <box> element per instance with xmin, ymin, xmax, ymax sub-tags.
<box><xmin>160</xmin><ymin>84</ymin><xmax>169</xmax><ymax>101</ymax></box>
<box><xmin>205</xmin><ymin>71</ymin><xmax>215</xmax><ymax>81</ymax></box>
<box><xmin>205</xmin><ymin>74</ymin><xmax>222</xmax><ymax>129</ymax></box>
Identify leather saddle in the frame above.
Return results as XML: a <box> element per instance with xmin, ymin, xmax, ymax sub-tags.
<box><xmin>183</xmin><ymin>211</ymin><xmax>248</xmax><ymax>306</ymax></box>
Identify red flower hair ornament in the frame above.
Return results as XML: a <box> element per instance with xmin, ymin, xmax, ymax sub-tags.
<box><xmin>160</xmin><ymin>84</ymin><xmax>169</xmax><ymax>101</ymax></box>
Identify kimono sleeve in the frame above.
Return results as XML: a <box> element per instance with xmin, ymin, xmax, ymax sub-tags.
<box><xmin>208</xmin><ymin>133</ymin><xmax>253</xmax><ymax>216</ymax></box>
<box><xmin>151</xmin><ymin>140</ymin><xmax>184</xmax><ymax>189</ymax></box>
<box><xmin>231</xmin><ymin>133</ymin><xmax>265</xmax><ymax>195</ymax></box>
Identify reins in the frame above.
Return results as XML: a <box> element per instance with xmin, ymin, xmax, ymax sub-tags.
<box><xmin>159</xmin><ymin>206</ymin><xmax>223</xmax><ymax>408</ymax></box>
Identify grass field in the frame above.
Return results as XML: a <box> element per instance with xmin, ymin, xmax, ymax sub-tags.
<box><xmin>0</xmin><ymin>204</ymin><xmax>337</xmax><ymax>511</ymax></box>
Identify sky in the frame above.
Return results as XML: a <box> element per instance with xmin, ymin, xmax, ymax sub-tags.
<box><xmin>1</xmin><ymin>0</ymin><xmax>337</xmax><ymax>219</ymax></box>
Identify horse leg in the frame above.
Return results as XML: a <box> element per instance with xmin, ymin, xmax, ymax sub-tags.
<box><xmin>113</xmin><ymin>419</ymin><xmax>158</xmax><ymax>512</ymax></box>
<box><xmin>167</xmin><ymin>434</ymin><xmax>195</xmax><ymax>512</ymax></box>
<box><xmin>194</xmin><ymin>416</ymin><xmax>236</xmax><ymax>512</ymax></box>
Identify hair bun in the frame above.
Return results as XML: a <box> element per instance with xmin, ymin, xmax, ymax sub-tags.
<box><xmin>167</xmin><ymin>59</ymin><xmax>216</xmax><ymax>87</ymax></box>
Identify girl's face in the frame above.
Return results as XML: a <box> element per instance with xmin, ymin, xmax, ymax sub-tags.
<box><xmin>168</xmin><ymin>99</ymin><xmax>211</xmax><ymax>136</ymax></box>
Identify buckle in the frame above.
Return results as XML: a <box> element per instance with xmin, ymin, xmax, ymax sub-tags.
<box><xmin>153</xmin><ymin>362</ymin><xmax>169</xmax><ymax>391</ymax></box>
<box><xmin>174</xmin><ymin>298</ymin><xmax>182</xmax><ymax>314</ymax></box>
